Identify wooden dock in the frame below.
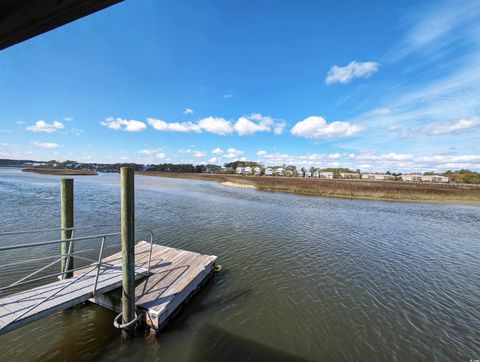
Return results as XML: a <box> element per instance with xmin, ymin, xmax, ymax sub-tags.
<box><xmin>88</xmin><ymin>241</ymin><xmax>217</xmax><ymax>331</ymax></box>
<box><xmin>0</xmin><ymin>264</ymin><xmax>147</xmax><ymax>336</ymax></box>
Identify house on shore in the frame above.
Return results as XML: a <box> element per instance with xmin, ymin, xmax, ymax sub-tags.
<box><xmin>297</xmin><ymin>169</ymin><xmax>304</xmax><ymax>177</ymax></box>
<box><xmin>421</xmin><ymin>175</ymin><xmax>449</xmax><ymax>183</ymax></box>
<box><xmin>243</xmin><ymin>166</ymin><xmax>252</xmax><ymax>175</ymax></box>
<box><xmin>401</xmin><ymin>174</ymin><xmax>423</xmax><ymax>182</ymax></box>
<box><xmin>340</xmin><ymin>172</ymin><xmax>360</xmax><ymax>179</ymax></box>
<box><xmin>320</xmin><ymin>171</ymin><xmax>334</xmax><ymax>179</ymax></box>
<box><xmin>254</xmin><ymin>167</ymin><xmax>261</xmax><ymax>176</ymax></box>
<box><xmin>305</xmin><ymin>171</ymin><xmax>312</xmax><ymax>177</ymax></box>
<box><xmin>361</xmin><ymin>173</ymin><xmax>395</xmax><ymax>181</ymax></box>
<box><xmin>236</xmin><ymin>167</ymin><xmax>243</xmax><ymax>175</ymax></box>
<box><xmin>265</xmin><ymin>168</ymin><xmax>274</xmax><ymax>176</ymax></box>
<box><xmin>275</xmin><ymin>167</ymin><xmax>285</xmax><ymax>176</ymax></box>
<box><xmin>313</xmin><ymin>171</ymin><xmax>320</xmax><ymax>178</ymax></box>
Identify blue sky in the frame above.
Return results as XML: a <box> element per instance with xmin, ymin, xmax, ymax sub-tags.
<box><xmin>1</xmin><ymin>0</ymin><xmax>480</xmax><ymax>172</ymax></box>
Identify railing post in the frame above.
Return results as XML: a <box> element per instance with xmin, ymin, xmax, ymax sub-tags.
<box><xmin>60</xmin><ymin>178</ymin><xmax>74</xmax><ymax>279</ymax></box>
<box><xmin>120</xmin><ymin>167</ymin><xmax>136</xmax><ymax>338</ymax></box>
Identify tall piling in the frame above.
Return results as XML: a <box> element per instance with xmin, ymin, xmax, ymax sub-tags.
<box><xmin>60</xmin><ymin>178</ymin><xmax>74</xmax><ymax>279</ymax></box>
<box><xmin>120</xmin><ymin>167</ymin><xmax>136</xmax><ymax>338</ymax></box>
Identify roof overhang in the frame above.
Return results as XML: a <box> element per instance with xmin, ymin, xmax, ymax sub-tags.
<box><xmin>0</xmin><ymin>0</ymin><xmax>123</xmax><ymax>51</ymax></box>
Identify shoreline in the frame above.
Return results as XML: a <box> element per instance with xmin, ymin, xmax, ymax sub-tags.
<box><xmin>138</xmin><ymin>172</ymin><xmax>480</xmax><ymax>205</ymax></box>
<box><xmin>22</xmin><ymin>168</ymin><xmax>98</xmax><ymax>176</ymax></box>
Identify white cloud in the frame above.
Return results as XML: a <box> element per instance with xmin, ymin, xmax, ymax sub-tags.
<box><xmin>223</xmin><ymin>92</ymin><xmax>233</xmax><ymax>98</ymax></box>
<box><xmin>233</xmin><ymin>113</ymin><xmax>285</xmax><ymax>136</ymax></box>
<box><xmin>291</xmin><ymin>116</ymin><xmax>364</xmax><ymax>139</ymax></box>
<box><xmin>423</xmin><ymin>118</ymin><xmax>480</xmax><ymax>135</ymax></box>
<box><xmin>101</xmin><ymin>117</ymin><xmax>146</xmax><ymax>132</ymax></box>
<box><xmin>138</xmin><ymin>148</ymin><xmax>163</xmax><ymax>155</ymax></box>
<box><xmin>371</xmin><ymin>108</ymin><xmax>392</xmax><ymax>115</ymax></box>
<box><xmin>26</xmin><ymin>120</ymin><xmax>64</xmax><ymax>133</ymax></box>
<box><xmin>224</xmin><ymin>148</ymin><xmax>244</xmax><ymax>159</ymax></box>
<box><xmin>147</xmin><ymin>118</ymin><xmax>201</xmax><ymax>133</ymax></box>
<box><xmin>193</xmin><ymin>150</ymin><xmax>207</xmax><ymax>158</ymax></box>
<box><xmin>211</xmin><ymin>147</ymin><xmax>224</xmax><ymax>155</ymax></box>
<box><xmin>16</xmin><ymin>121</ymin><xmax>25</xmax><ymax>125</ymax></box>
<box><xmin>31</xmin><ymin>141</ymin><xmax>62</xmax><ymax>149</ymax></box>
<box><xmin>256</xmin><ymin>150</ymin><xmax>267</xmax><ymax>156</ymax></box>
<box><xmin>198</xmin><ymin>117</ymin><xmax>233</xmax><ymax>135</ymax></box>
<box><xmin>183</xmin><ymin>108</ymin><xmax>194</xmax><ymax>114</ymax></box>
<box><xmin>208</xmin><ymin>157</ymin><xmax>221</xmax><ymax>163</ymax></box>
<box><xmin>326</xmin><ymin>61</ymin><xmax>379</xmax><ymax>85</ymax></box>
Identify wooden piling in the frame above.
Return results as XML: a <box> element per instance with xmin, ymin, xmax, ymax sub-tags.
<box><xmin>60</xmin><ymin>178</ymin><xmax>74</xmax><ymax>279</ymax></box>
<box><xmin>120</xmin><ymin>167</ymin><xmax>136</xmax><ymax>338</ymax></box>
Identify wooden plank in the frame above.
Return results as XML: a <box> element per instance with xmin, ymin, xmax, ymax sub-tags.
<box><xmin>0</xmin><ymin>264</ymin><xmax>146</xmax><ymax>335</ymax></box>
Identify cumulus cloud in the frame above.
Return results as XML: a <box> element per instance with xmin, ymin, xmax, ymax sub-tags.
<box><xmin>224</xmin><ymin>148</ymin><xmax>244</xmax><ymax>159</ymax></box>
<box><xmin>256</xmin><ymin>150</ymin><xmax>267</xmax><ymax>156</ymax></box>
<box><xmin>26</xmin><ymin>120</ymin><xmax>64</xmax><ymax>133</ymax></box>
<box><xmin>423</xmin><ymin>118</ymin><xmax>480</xmax><ymax>135</ymax></box>
<box><xmin>193</xmin><ymin>150</ymin><xmax>207</xmax><ymax>158</ymax></box>
<box><xmin>101</xmin><ymin>117</ymin><xmax>147</xmax><ymax>132</ymax></box>
<box><xmin>326</xmin><ymin>61</ymin><xmax>379</xmax><ymax>85</ymax></box>
<box><xmin>31</xmin><ymin>141</ymin><xmax>62</xmax><ymax>148</ymax></box>
<box><xmin>211</xmin><ymin>147</ymin><xmax>224</xmax><ymax>155</ymax></box>
<box><xmin>138</xmin><ymin>148</ymin><xmax>162</xmax><ymax>155</ymax></box>
<box><xmin>147</xmin><ymin>118</ymin><xmax>201</xmax><ymax>133</ymax></box>
<box><xmin>183</xmin><ymin>108</ymin><xmax>194</xmax><ymax>114</ymax></box>
<box><xmin>198</xmin><ymin>117</ymin><xmax>233</xmax><ymax>135</ymax></box>
<box><xmin>233</xmin><ymin>113</ymin><xmax>285</xmax><ymax>136</ymax></box>
<box><xmin>290</xmin><ymin>116</ymin><xmax>364</xmax><ymax>139</ymax></box>
<box><xmin>208</xmin><ymin>157</ymin><xmax>221</xmax><ymax>163</ymax></box>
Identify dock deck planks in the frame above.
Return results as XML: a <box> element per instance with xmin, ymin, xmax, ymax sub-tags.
<box><xmin>0</xmin><ymin>241</ymin><xmax>216</xmax><ymax>335</ymax></box>
<box><xmin>0</xmin><ymin>264</ymin><xmax>146</xmax><ymax>335</ymax></box>
<box><xmin>91</xmin><ymin>241</ymin><xmax>217</xmax><ymax>330</ymax></box>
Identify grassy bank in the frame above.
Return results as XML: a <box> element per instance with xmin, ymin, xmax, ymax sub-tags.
<box><xmin>23</xmin><ymin>168</ymin><xmax>98</xmax><ymax>176</ymax></box>
<box><xmin>139</xmin><ymin>172</ymin><xmax>480</xmax><ymax>204</ymax></box>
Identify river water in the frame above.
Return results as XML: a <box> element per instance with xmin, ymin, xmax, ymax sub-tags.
<box><xmin>0</xmin><ymin>168</ymin><xmax>479</xmax><ymax>361</ymax></box>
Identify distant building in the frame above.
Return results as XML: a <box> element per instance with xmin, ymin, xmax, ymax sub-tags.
<box><xmin>320</xmin><ymin>171</ymin><xmax>334</xmax><ymax>179</ymax></box>
<box><xmin>313</xmin><ymin>171</ymin><xmax>320</xmax><ymax>178</ymax></box>
<box><xmin>401</xmin><ymin>174</ymin><xmax>423</xmax><ymax>182</ymax></box>
<box><xmin>265</xmin><ymin>168</ymin><xmax>274</xmax><ymax>176</ymax></box>
<box><xmin>340</xmin><ymin>172</ymin><xmax>360</xmax><ymax>179</ymax></box>
<box><xmin>254</xmin><ymin>167</ymin><xmax>261</xmax><ymax>176</ymax></box>
<box><xmin>361</xmin><ymin>173</ymin><xmax>395</xmax><ymax>181</ymax></box>
<box><xmin>421</xmin><ymin>175</ymin><xmax>449</xmax><ymax>183</ymax></box>
<box><xmin>243</xmin><ymin>166</ymin><xmax>252</xmax><ymax>175</ymax></box>
<box><xmin>297</xmin><ymin>169</ymin><xmax>304</xmax><ymax>177</ymax></box>
<box><xmin>275</xmin><ymin>167</ymin><xmax>285</xmax><ymax>176</ymax></box>
<box><xmin>236</xmin><ymin>167</ymin><xmax>243</xmax><ymax>175</ymax></box>
<box><xmin>305</xmin><ymin>171</ymin><xmax>312</xmax><ymax>177</ymax></box>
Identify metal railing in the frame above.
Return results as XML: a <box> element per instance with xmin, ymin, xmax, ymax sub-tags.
<box><xmin>0</xmin><ymin>225</ymin><xmax>154</xmax><ymax>332</ymax></box>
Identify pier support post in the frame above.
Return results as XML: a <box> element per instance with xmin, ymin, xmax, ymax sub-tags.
<box><xmin>60</xmin><ymin>178</ymin><xmax>74</xmax><ymax>279</ymax></box>
<box><xmin>120</xmin><ymin>167</ymin><xmax>136</xmax><ymax>339</ymax></box>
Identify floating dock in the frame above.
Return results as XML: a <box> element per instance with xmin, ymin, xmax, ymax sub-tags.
<box><xmin>87</xmin><ymin>241</ymin><xmax>217</xmax><ymax>331</ymax></box>
<box><xmin>0</xmin><ymin>241</ymin><xmax>217</xmax><ymax>335</ymax></box>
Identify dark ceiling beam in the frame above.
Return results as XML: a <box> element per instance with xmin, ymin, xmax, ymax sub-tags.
<box><xmin>0</xmin><ymin>0</ymin><xmax>123</xmax><ymax>51</ymax></box>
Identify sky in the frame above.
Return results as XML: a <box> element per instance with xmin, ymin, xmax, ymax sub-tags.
<box><xmin>1</xmin><ymin>0</ymin><xmax>480</xmax><ymax>172</ymax></box>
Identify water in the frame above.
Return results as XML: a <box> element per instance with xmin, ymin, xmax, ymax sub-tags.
<box><xmin>0</xmin><ymin>168</ymin><xmax>479</xmax><ymax>361</ymax></box>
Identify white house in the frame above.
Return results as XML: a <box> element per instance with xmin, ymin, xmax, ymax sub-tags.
<box><xmin>275</xmin><ymin>167</ymin><xmax>285</xmax><ymax>176</ymax></box>
<box><xmin>243</xmin><ymin>166</ymin><xmax>252</xmax><ymax>175</ymax></box>
<box><xmin>297</xmin><ymin>169</ymin><xmax>304</xmax><ymax>177</ymax></box>
<box><xmin>236</xmin><ymin>167</ymin><xmax>243</xmax><ymax>175</ymax></box>
<box><xmin>421</xmin><ymin>175</ymin><xmax>449</xmax><ymax>183</ymax></box>
<box><xmin>313</xmin><ymin>171</ymin><xmax>320</xmax><ymax>178</ymax></box>
<box><xmin>340</xmin><ymin>172</ymin><xmax>360</xmax><ymax>179</ymax></box>
<box><xmin>320</xmin><ymin>171</ymin><xmax>334</xmax><ymax>179</ymax></box>
<box><xmin>254</xmin><ymin>167</ymin><xmax>261</xmax><ymax>176</ymax></box>
<box><xmin>305</xmin><ymin>171</ymin><xmax>312</xmax><ymax>177</ymax></box>
<box><xmin>265</xmin><ymin>168</ymin><xmax>274</xmax><ymax>176</ymax></box>
<box><xmin>401</xmin><ymin>174</ymin><xmax>422</xmax><ymax>182</ymax></box>
<box><xmin>361</xmin><ymin>173</ymin><xmax>394</xmax><ymax>181</ymax></box>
